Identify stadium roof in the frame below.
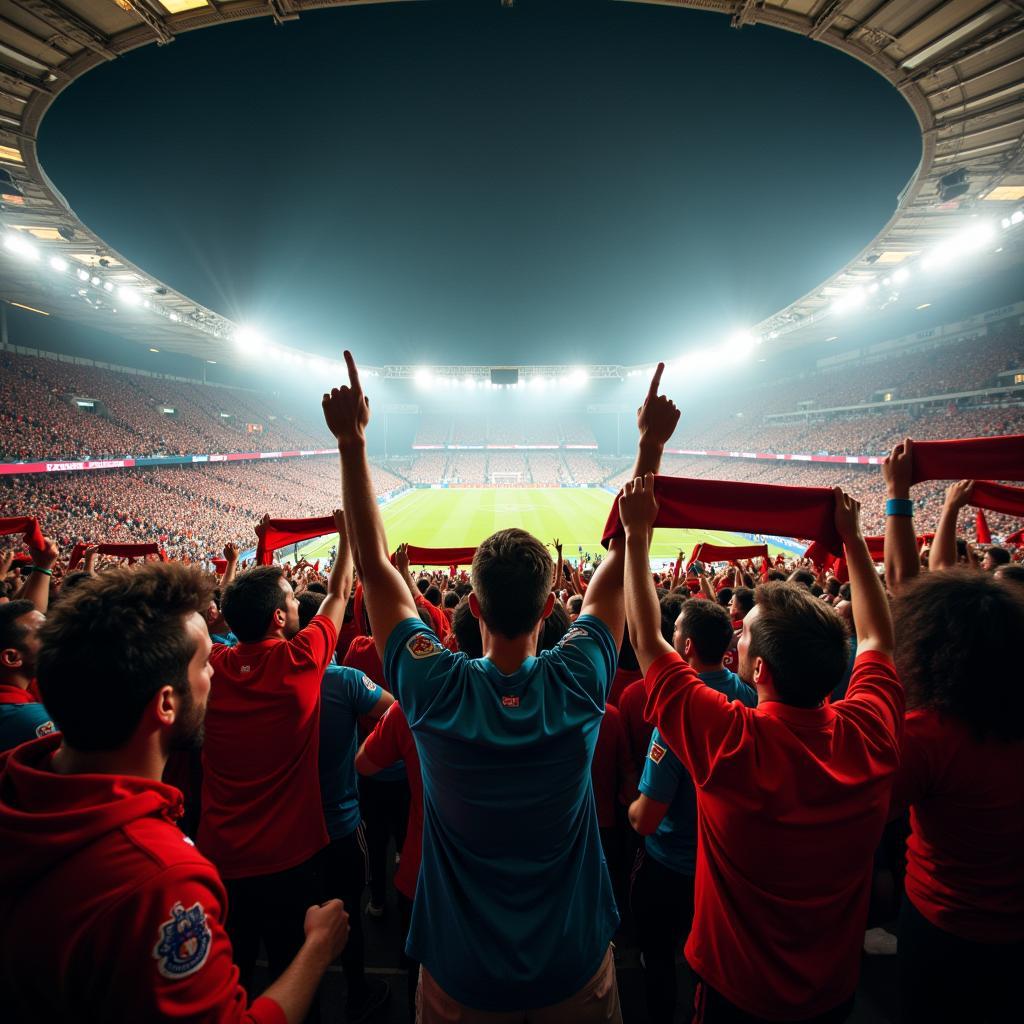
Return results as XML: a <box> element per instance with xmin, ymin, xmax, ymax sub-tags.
<box><xmin>1</xmin><ymin>0</ymin><xmax>1023</xmax><ymax>368</ymax></box>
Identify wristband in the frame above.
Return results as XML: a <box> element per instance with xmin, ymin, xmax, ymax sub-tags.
<box><xmin>30</xmin><ymin>566</ymin><xmax>53</xmax><ymax>576</ymax></box>
<box><xmin>885</xmin><ymin>498</ymin><xmax>914</xmax><ymax>517</ymax></box>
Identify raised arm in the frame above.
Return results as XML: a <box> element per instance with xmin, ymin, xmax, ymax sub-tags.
<box><xmin>930</xmin><ymin>480</ymin><xmax>972</xmax><ymax>572</ymax></box>
<box><xmin>314</xmin><ymin>509</ymin><xmax>354</xmax><ymax>631</ymax></box>
<box><xmin>834</xmin><ymin>487</ymin><xmax>894</xmax><ymax>658</ymax></box>
<box><xmin>553</xmin><ymin>538</ymin><xmax>563</xmax><ymax>592</ymax></box>
<box><xmin>882</xmin><ymin>438</ymin><xmax>919</xmax><ymax>593</ymax></box>
<box><xmin>221</xmin><ymin>542</ymin><xmax>240</xmax><ymax>590</ymax></box>
<box><xmin>580</xmin><ymin>364</ymin><xmax>679</xmax><ymax>641</ymax></box>
<box><xmin>323</xmin><ymin>353</ymin><xmax>418</xmax><ymax>660</ymax></box>
<box><xmin>16</xmin><ymin>537</ymin><xmax>58</xmax><ymax>615</ymax></box>
<box><xmin>620</xmin><ymin>473</ymin><xmax>673</xmax><ymax>673</ymax></box>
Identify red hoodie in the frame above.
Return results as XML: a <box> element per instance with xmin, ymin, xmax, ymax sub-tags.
<box><xmin>0</xmin><ymin>734</ymin><xmax>284</xmax><ymax>1024</ymax></box>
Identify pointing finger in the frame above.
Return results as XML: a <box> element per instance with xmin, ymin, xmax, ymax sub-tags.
<box><xmin>344</xmin><ymin>350</ymin><xmax>361</xmax><ymax>390</ymax></box>
<box><xmin>647</xmin><ymin>362</ymin><xmax>665</xmax><ymax>398</ymax></box>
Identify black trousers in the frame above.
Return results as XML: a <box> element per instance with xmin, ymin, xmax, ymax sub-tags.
<box><xmin>899</xmin><ymin>896</ymin><xmax>1023</xmax><ymax>1023</ymax></box>
<box><xmin>359</xmin><ymin>774</ymin><xmax>409</xmax><ymax>906</ymax></box>
<box><xmin>629</xmin><ymin>847</ymin><xmax>695</xmax><ymax>1023</ymax></box>
<box><xmin>320</xmin><ymin>825</ymin><xmax>370</xmax><ymax>1004</ymax></box>
<box><xmin>691</xmin><ymin>979</ymin><xmax>853</xmax><ymax>1024</ymax></box>
<box><xmin>224</xmin><ymin>852</ymin><xmax>323</xmax><ymax>1002</ymax></box>
<box><xmin>398</xmin><ymin>892</ymin><xmax>419</xmax><ymax>1023</ymax></box>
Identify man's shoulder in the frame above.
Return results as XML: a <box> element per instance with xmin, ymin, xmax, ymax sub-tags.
<box><xmin>123</xmin><ymin>817</ymin><xmax>216</xmax><ymax>873</ymax></box>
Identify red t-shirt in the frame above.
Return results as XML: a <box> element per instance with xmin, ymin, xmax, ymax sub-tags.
<box><xmin>361</xmin><ymin>702</ymin><xmax>422</xmax><ymax>900</ymax></box>
<box><xmin>343</xmin><ymin>634</ymin><xmax>387</xmax><ymax>691</ymax></box>
<box><xmin>415</xmin><ymin>594</ymin><xmax>449</xmax><ymax>640</ymax></box>
<box><xmin>200</xmin><ymin>616</ymin><xmax>337</xmax><ymax>879</ymax></box>
<box><xmin>335</xmin><ymin>618</ymin><xmax>360</xmax><ymax>662</ymax></box>
<box><xmin>607</xmin><ymin>667</ymin><xmax>642</xmax><ymax>708</ymax></box>
<box><xmin>644</xmin><ymin>648</ymin><xmax>902</xmax><ymax>1019</ymax></box>
<box><xmin>589</xmin><ymin>704</ymin><xmax>632</xmax><ymax>828</ymax></box>
<box><xmin>617</xmin><ymin>679</ymin><xmax>653</xmax><ymax>776</ymax></box>
<box><xmin>890</xmin><ymin>709</ymin><xmax>1024</xmax><ymax>943</ymax></box>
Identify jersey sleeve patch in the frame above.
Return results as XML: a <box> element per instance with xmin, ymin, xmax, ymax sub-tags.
<box><xmin>407</xmin><ymin>633</ymin><xmax>442</xmax><ymax>660</ymax></box>
<box><xmin>34</xmin><ymin>720</ymin><xmax>55</xmax><ymax>738</ymax></box>
<box><xmin>362</xmin><ymin>674</ymin><xmax>377</xmax><ymax>691</ymax></box>
<box><xmin>153</xmin><ymin>901</ymin><xmax>212</xmax><ymax>980</ymax></box>
<box><xmin>557</xmin><ymin>625</ymin><xmax>588</xmax><ymax>648</ymax></box>
<box><xmin>649</xmin><ymin>742</ymin><xmax>667</xmax><ymax>765</ymax></box>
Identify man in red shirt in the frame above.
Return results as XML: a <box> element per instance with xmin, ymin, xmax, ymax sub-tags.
<box><xmin>620</xmin><ymin>475</ymin><xmax>901</xmax><ymax>1023</ymax></box>
<box><xmin>202</xmin><ymin>511</ymin><xmax>351</xmax><ymax>995</ymax></box>
<box><xmin>0</xmin><ymin>562</ymin><xmax>348</xmax><ymax>1023</ymax></box>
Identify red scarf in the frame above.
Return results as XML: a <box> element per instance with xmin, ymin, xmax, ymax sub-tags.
<box><xmin>399</xmin><ymin>545</ymin><xmax>477</xmax><ymax>566</ymax></box>
<box><xmin>255</xmin><ymin>515</ymin><xmax>336</xmax><ymax>566</ymax></box>
<box><xmin>1006</xmin><ymin>528</ymin><xmax>1024</xmax><ymax>546</ymax></box>
<box><xmin>602</xmin><ymin>477</ymin><xmax>843</xmax><ymax>557</ymax></box>
<box><xmin>970</xmin><ymin>480</ymin><xmax>1024</xmax><ymax>518</ymax></box>
<box><xmin>0</xmin><ymin>516</ymin><xmax>45</xmax><ymax>552</ymax></box>
<box><xmin>911</xmin><ymin>435</ymin><xmax>1024</xmax><ymax>484</ymax></box>
<box><xmin>68</xmin><ymin>542</ymin><xmax>167</xmax><ymax>570</ymax></box>
<box><xmin>975</xmin><ymin>509</ymin><xmax>992</xmax><ymax>545</ymax></box>
<box><xmin>687</xmin><ymin>542</ymin><xmax>768</xmax><ymax>569</ymax></box>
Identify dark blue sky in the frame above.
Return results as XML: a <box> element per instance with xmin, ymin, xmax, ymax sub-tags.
<box><xmin>39</xmin><ymin>0</ymin><xmax>920</xmax><ymax>366</ymax></box>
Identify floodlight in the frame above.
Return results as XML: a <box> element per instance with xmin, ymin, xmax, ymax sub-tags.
<box><xmin>102</xmin><ymin>281</ymin><xmax>114</xmax><ymax>292</ymax></box>
<box><xmin>830</xmin><ymin>287</ymin><xmax>866</xmax><ymax>316</ymax></box>
<box><xmin>48</xmin><ymin>256</ymin><xmax>68</xmax><ymax>273</ymax></box>
<box><xmin>90</xmin><ymin>276</ymin><xmax>100</xmax><ymax>286</ymax></box>
<box><xmin>3</xmin><ymin>233</ymin><xmax>39</xmax><ymax>261</ymax></box>
<box><xmin>892</xmin><ymin>267</ymin><xmax>910</xmax><ymax>284</ymax></box>
<box><xmin>464</xmin><ymin>375</ymin><xmax>476</xmax><ymax>389</ymax></box>
<box><xmin>1010</xmin><ymin>210</ymin><xmax>1023</xmax><ymax>226</ymax></box>
<box><xmin>234</xmin><ymin>325</ymin><xmax>268</xmax><ymax>351</ymax></box>
<box><xmin>76</xmin><ymin>268</ymin><xmax>90</xmax><ymax>281</ymax></box>
<box><xmin>414</xmin><ymin>368</ymin><xmax>432</xmax><ymax>388</ymax></box>
<box><xmin>118</xmin><ymin>287</ymin><xmax>140</xmax><ymax>306</ymax></box>
<box><xmin>169</xmin><ymin>312</ymin><xmax>181</xmax><ymax>322</ymax></box>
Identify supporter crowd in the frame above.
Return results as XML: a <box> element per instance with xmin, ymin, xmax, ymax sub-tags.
<box><xmin>0</xmin><ymin>351</ymin><xmax>1022</xmax><ymax>1024</ymax></box>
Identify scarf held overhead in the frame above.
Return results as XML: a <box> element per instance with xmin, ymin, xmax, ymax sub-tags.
<box><xmin>602</xmin><ymin>477</ymin><xmax>843</xmax><ymax>557</ymax></box>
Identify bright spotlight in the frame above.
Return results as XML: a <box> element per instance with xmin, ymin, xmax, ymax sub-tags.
<box><xmin>102</xmin><ymin>281</ymin><xmax>114</xmax><ymax>292</ymax></box>
<box><xmin>414</xmin><ymin>367</ymin><xmax>432</xmax><ymax>388</ymax></box>
<box><xmin>234</xmin><ymin>325</ymin><xmax>268</xmax><ymax>351</ymax></box>
<box><xmin>892</xmin><ymin>266</ymin><xmax>910</xmax><ymax>285</ymax></box>
<box><xmin>463</xmin><ymin>375</ymin><xmax>476</xmax><ymax>389</ymax></box>
<box><xmin>830</xmin><ymin>287</ymin><xmax>867</xmax><ymax>316</ymax></box>
<box><xmin>1011</xmin><ymin>210</ymin><xmax>1024</xmax><ymax>226</ymax></box>
<box><xmin>3</xmin><ymin>234</ymin><xmax>39</xmax><ymax>261</ymax></box>
<box><xmin>564</xmin><ymin>368</ymin><xmax>588</xmax><ymax>388</ymax></box>
<box><xmin>76</xmin><ymin>268</ymin><xmax>90</xmax><ymax>282</ymax></box>
<box><xmin>118</xmin><ymin>287</ymin><xmax>140</xmax><ymax>306</ymax></box>
<box><xmin>48</xmin><ymin>256</ymin><xmax>69</xmax><ymax>273</ymax></box>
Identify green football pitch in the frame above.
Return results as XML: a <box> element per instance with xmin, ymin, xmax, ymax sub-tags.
<box><xmin>296</xmin><ymin>488</ymin><xmax>793</xmax><ymax>566</ymax></box>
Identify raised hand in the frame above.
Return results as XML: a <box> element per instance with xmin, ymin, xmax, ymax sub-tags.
<box><xmin>944</xmin><ymin>479</ymin><xmax>974</xmax><ymax>512</ymax></box>
<box><xmin>833</xmin><ymin>487</ymin><xmax>863</xmax><ymax>544</ymax></box>
<box><xmin>223</xmin><ymin>542</ymin><xmax>239</xmax><ymax>563</ymax></box>
<box><xmin>637</xmin><ymin>362</ymin><xmax>680</xmax><ymax>448</ymax></box>
<box><xmin>619</xmin><ymin>473</ymin><xmax>659</xmax><ymax>536</ymax></box>
<box><xmin>0</xmin><ymin>550</ymin><xmax>13</xmax><ymax>580</ymax></box>
<box><xmin>322</xmin><ymin>350</ymin><xmax>371</xmax><ymax>449</ymax></box>
<box><xmin>395</xmin><ymin>542</ymin><xmax>410</xmax><ymax>576</ymax></box>
<box><xmin>33</xmin><ymin>537</ymin><xmax>59</xmax><ymax>570</ymax></box>
<box><xmin>882</xmin><ymin>437</ymin><xmax>914</xmax><ymax>498</ymax></box>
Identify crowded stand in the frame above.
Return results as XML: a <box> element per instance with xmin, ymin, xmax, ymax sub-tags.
<box><xmin>0</xmin><ymin>350</ymin><xmax>329</xmax><ymax>461</ymax></box>
<box><xmin>1</xmin><ymin>349</ymin><xmax>1021</xmax><ymax>1024</ymax></box>
<box><xmin>526</xmin><ymin>452</ymin><xmax>564</xmax><ymax>484</ymax></box>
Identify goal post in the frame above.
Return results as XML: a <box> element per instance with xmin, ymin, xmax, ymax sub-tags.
<box><xmin>491</xmin><ymin>471</ymin><xmax>522</xmax><ymax>486</ymax></box>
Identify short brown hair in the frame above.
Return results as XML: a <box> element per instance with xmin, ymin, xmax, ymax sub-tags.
<box><xmin>678</xmin><ymin>600</ymin><xmax>734</xmax><ymax>663</ymax></box>
<box><xmin>748</xmin><ymin>582</ymin><xmax>849</xmax><ymax>707</ymax></box>
<box><xmin>471</xmin><ymin>529</ymin><xmax>553</xmax><ymax>639</ymax></box>
<box><xmin>894</xmin><ymin>570</ymin><xmax>1024</xmax><ymax>741</ymax></box>
<box><xmin>37</xmin><ymin>563</ymin><xmax>213</xmax><ymax>751</ymax></box>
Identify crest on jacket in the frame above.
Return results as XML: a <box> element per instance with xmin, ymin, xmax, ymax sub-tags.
<box><xmin>153</xmin><ymin>901</ymin><xmax>212</xmax><ymax>979</ymax></box>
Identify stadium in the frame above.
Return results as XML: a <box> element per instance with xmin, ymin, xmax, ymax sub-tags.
<box><xmin>1</xmin><ymin>2</ymin><xmax>1023</xmax><ymax>1023</ymax></box>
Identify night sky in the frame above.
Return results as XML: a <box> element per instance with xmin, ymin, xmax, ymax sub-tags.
<box><xmin>39</xmin><ymin>0</ymin><xmax>920</xmax><ymax>367</ymax></box>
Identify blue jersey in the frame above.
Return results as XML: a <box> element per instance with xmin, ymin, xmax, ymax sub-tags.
<box><xmin>640</xmin><ymin>668</ymin><xmax>756</xmax><ymax>875</ymax></box>
<box><xmin>384</xmin><ymin>614</ymin><xmax>619</xmax><ymax>1011</ymax></box>
<box><xmin>318</xmin><ymin>665</ymin><xmax>383</xmax><ymax>840</ymax></box>
<box><xmin>0</xmin><ymin>697</ymin><xmax>55</xmax><ymax>754</ymax></box>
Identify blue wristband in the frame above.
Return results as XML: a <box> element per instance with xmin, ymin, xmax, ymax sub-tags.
<box><xmin>885</xmin><ymin>498</ymin><xmax>914</xmax><ymax>517</ymax></box>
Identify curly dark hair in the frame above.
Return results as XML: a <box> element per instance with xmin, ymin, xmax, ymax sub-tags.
<box><xmin>37</xmin><ymin>563</ymin><xmax>213</xmax><ymax>751</ymax></box>
<box><xmin>894</xmin><ymin>570</ymin><xmax>1024</xmax><ymax>742</ymax></box>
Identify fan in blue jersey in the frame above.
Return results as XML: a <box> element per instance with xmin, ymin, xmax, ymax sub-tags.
<box><xmin>322</xmin><ymin>352</ymin><xmax>679</xmax><ymax>1020</ymax></box>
